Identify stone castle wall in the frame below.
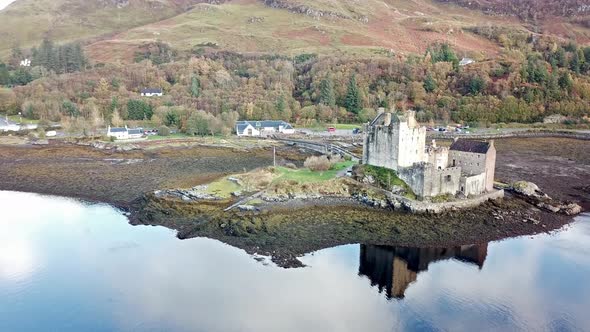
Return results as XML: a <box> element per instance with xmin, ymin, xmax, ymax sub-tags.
<box><xmin>362</xmin><ymin>114</ymin><xmax>425</xmax><ymax>172</ymax></box>
<box><xmin>399</xmin><ymin>163</ymin><xmax>461</xmax><ymax>199</ymax></box>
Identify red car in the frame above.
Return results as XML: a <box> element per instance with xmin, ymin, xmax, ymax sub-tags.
<box><xmin>327</xmin><ymin>127</ymin><xmax>336</xmax><ymax>133</ymax></box>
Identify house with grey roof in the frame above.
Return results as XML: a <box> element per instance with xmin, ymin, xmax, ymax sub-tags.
<box><xmin>140</xmin><ymin>88</ymin><xmax>163</xmax><ymax>97</ymax></box>
<box><xmin>107</xmin><ymin>126</ymin><xmax>144</xmax><ymax>140</ymax></box>
<box><xmin>235</xmin><ymin>120</ymin><xmax>295</xmax><ymax>137</ymax></box>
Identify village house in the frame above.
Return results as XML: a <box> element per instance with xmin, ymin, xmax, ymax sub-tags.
<box><xmin>235</xmin><ymin>120</ymin><xmax>295</xmax><ymax>137</ymax></box>
<box><xmin>140</xmin><ymin>88</ymin><xmax>163</xmax><ymax>97</ymax></box>
<box><xmin>362</xmin><ymin>110</ymin><xmax>497</xmax><ymax>199</ymax></box>
<box><xmin>107</xmin><ymin>126</ymin><xmax>144</xmax><ymax>140</ymax></box>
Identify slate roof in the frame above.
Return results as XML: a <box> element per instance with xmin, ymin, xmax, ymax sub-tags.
<box><xmin>141</xmin><ymin>88</ymin><xmax>162</xmax><ymax>94</ymax></box>
<box><xmin>128</xmin><ymin>128</ymin><xmax>143</xmax><ymax>135</ymax></box>
<box><xmin>235</xmin><ymin>120</ymin><xmax>293</xmax><ymax>132</ymax></box>
<box><xmin>109</xmin><ymin>127</ymin><xmax>127</xmax><ymax>133</ymax></box>
<box><xmin>450</xmin><ymin>139</ymin><xmax>491</xmax><ymax>154</ymax></box>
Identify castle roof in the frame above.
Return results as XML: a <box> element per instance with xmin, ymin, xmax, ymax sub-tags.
<box><xmin>450</xmin><ymin>139</ymin><xmax>491</xmax><ymax>154</ymax></box>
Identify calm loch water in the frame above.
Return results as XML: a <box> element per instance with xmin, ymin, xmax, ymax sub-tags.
<box><xmin>1</xmin><ymin>191</ymin><xmax>589</xmax><ymax>332</ymax></box>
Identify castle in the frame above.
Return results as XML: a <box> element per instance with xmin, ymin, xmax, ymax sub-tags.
<box><xmin>362</xmin><ymin>110</ymin><xmax>497</xmax><ymax>200</ymax></box>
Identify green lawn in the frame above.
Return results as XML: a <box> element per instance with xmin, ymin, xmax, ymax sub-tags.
<box><xmin>147</xmin><ymin>133</ymin><xmax>190</xmax><ymax>140</ymax></box>
<box><xmin>2</xmin><ymin>114</ymin><xmax>40</xmax><ymax>124</ymax></box>
<box><xmin>274</xmin><ymin>161</ymin><xmax>355</xmax><ymax>183</ymax></box>
<box><xmin>205</xmin><ymin>178</ymin><xmax>241</xmax><ymax>198</ymax></box>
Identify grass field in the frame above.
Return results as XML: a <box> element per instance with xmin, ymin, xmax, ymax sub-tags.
<box><xmin>147</xmin><ymin>133</ymin><xmax>189</xmax><ymax>140</ymax></box>
<box><xmin>274</xmin><ymin>161</ymin><xmax>355</xmax><ymax>183</ymax></box>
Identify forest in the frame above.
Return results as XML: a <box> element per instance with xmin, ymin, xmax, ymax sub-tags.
<box><xmin>1</xmin><ymin>33</ymin><xmax>590</xmax><ymax>135</ymax></box>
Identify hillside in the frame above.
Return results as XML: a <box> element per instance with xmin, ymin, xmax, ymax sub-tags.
<box><xmin>0</xmin><ymin>0</ymin><xmax>223</xmax><ymax>55</ymax></box>
<box><xmin>1</xmin><ymin>0</ymin><xmax>589</xmax><ymax>63</ymax></box>
<box><xmin>436</xmin><ymin>0</ymin><xmax>590</xmax><ymax>19</ymax></box>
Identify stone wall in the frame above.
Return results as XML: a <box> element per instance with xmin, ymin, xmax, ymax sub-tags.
<box><xmin>363</xmin><ymin>124</ymin><xmax>401</xmax><ymax>170</ymax></box>
<box><xmin>399</xmin><ymin>163</ymin><xmax>461</xmax><ymax>198</ymax></box>
<box><xmin>461</xmin><ymin>173</ymin><xmax>486</xmax><ymax>196</ymax></box>
<box><xmin>484</xmin><ymin>145</ymin><xmax>496</xmax><ymax>192</ymax></box>
<box><xmin>362</xmin><ymin>111</ymin><xmax>426</xmax><ymax>172</ymax></box>
<box><xmin>387</xmin><ymin>190</ymin><xmax>505</xmax><ymax>214</ymax></box>
<box><xmin>425</xmin><ymin>166</ymin><xmax>461</xmax><ymax>197</ymax></box>
<box><xmin>448</xmin><ymin>150</ymin><xmax>486</xmax><ymax>175</ymax></box>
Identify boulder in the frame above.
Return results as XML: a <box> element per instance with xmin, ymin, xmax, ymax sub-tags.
<box><xmin>511</xmin><ymin>181</ymin><xmax>550</xmax><ymax>199</ymax></box>
<box><xmin>562</xmin><ymin>203</ymin><xmax>582</xmax><ymax>216</ymax></box>
<box><xmin>237</xmin><ymin>205</ymin><xmax>259</xmax><ymax>212</ymax></box>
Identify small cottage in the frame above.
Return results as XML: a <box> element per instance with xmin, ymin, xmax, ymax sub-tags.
<box><xmin>235</xmin><ymin>120</ymin><xmax>295</xmax><ymax>137</ymax></box>
<box><xmin>107</xmin><ymin>126</ymin><xmax>144</xmax><ymax>140</ymax></box>
<box><xmin>140</xmin><ymin>88</ymin><xmax>163</xmax><ymax>97</ymax></box>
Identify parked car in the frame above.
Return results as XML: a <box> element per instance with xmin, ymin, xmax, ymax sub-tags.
<box><xmin>352</xmin><ymin>127</ymin><xmax>362</xmax><ymax>134</ymax></box>
<box><xmin>327</xmin><ymin>127</ymin><xmax>336</xmax><ymax>133</ymax></box>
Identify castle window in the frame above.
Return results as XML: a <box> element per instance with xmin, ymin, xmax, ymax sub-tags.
<box><xmin>452</xmin><ymin>159</ymin><xmax>456</xmax><ymax>167</ymax></box>
<box><xmin>445</xmin><ymin>175</ymin><xmax>452</xmax><ymax>182</ymax></box>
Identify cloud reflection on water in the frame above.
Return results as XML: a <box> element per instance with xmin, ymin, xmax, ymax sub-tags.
<box><xmin>0</xmin><ymin>191</ymin><xmax>589</xmax><ymax>332</ymax></box>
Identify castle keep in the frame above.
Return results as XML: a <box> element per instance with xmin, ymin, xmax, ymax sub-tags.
<box><xmin>362</xmin><ymin>111</ymin><xmax>497</xmax><ymax>199</ymax></box>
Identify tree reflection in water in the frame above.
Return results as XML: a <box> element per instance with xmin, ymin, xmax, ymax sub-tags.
<box><xmin>359</xmin><ymin>244</ymin><xmax>488</xmax><ymax>299</ymax></box>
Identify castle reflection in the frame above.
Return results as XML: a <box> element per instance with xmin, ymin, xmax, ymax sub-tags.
<box><xmin>359</xmin><ymin>243</ymin><xmax>488</xmax><ymax>299</ymax></box>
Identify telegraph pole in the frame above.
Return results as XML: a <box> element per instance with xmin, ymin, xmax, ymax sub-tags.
<box><xmin>273</xmin><ymin>146</ymin><xmax>276</xmax><ymax>167</ymax></box>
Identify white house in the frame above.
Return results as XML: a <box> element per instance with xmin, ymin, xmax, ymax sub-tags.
<box><xmin>20</xmin><ymin>59</ymin><xmax>31</xmax><ymax>67</ymax></box>
<box><xmin>235</xmin><ymin>120</ymin><xmax>295</xmax><ymax>137</ymax></box>
<box><xmin>140</xmin><ymin>88</ymin><xmax>163</xmax><ymax>97</ymax></box>
<box><xmin>107</xmin><ymin>126</ymin><xmax>144</xmax><ymax>140</ymax></box>
<box><xmin>459</xmin><ymin>58</ymin><xmax>475</xmax><ymax>66</ymax></box>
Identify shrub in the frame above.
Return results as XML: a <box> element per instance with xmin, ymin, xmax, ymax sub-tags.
<box><xmin>304</xmin><ymin>155</ymin><xmax>332</xmax><ymax>171</ymax></box>
<box><xmin>158</xmin><ymin>125</ymin><xmax>171</xmax><ymax>136</ymax></box>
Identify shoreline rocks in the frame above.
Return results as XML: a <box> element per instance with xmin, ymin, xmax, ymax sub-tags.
<box><xmin>509</xmin><ymin>181</ymin><xmax>582</xmax><ymax>216</ymax></box>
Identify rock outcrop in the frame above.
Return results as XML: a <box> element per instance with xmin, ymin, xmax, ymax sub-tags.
<box><xmin>510</xmin><ymin>181</ymin><xmax>582</xmax><ymax>216</ymax></box>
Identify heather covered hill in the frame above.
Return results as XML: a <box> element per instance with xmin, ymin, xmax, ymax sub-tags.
<box><xmin>2</xmin><ymin>0</ymin><xmax>589</xmax><ymax>62</ymax></box>
<box><xmin>0</xmin><ymin>0</ymin><xmax>225</xmax><ymax>56</ymax></box>
<box><xmin>437</xmin><ymin>0</ymin><xmax>590</xmax><ymax>19</ymax></box>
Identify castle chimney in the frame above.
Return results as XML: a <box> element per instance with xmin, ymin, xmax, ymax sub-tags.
<box><xmin>377</xmin><ymin>107</ymin><xmax>385</xmax><ymax>114</ymax></box>
<box><xmin>432</xmin><ymin>139</ymin><xmax>437</xmax><ymax>148</ymax></box>
<box><xmin>489</xmin><ymin>139</ymin><xmax>495</xmax><ymax>148</ymax></box>
<box><xmin>453</xmin><ymin>137</ymin><xmax>459</xmax><ymax>143</ymax></box>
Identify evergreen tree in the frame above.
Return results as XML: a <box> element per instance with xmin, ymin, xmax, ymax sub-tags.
<box><xmin>275</xmin><ymin>94</ymin><xmax>286</xmax><ymax>115</ymax></box>
<box><xmin>0</xmin><ymin>62</ymin><xmax>10</xmax><ymax>86</ymax></box>
<box><xmin>190</xmin><ymin>75</ymin><xmax>201</xmax><ymax>97</ymax></box>
<box><xmin>127</xmin><ymin>100</ymin><xmax>153</xmax><ymax>120</ymax></box>
<box><xmin>62</xmin><ymin>100</ymin><xmax>79</xmax><ymax>117</ymax></box>
<box><xmin>423</xmin><ymin>73</ymin><xmax>437</xmax><ymax>93</ymax></box>
<box><xmin>10</xmin><ymin>68</ymin><xmax>32</xmax><ymax>86</ymax></box>
<box><xmin>558</xmin><ymin>72</ymin><xmax>573</xmax><ymax>93</ymax></box>
<box><xmin>555</xmin><ymin>47</ymin><xmax>568</xmax><ymax>68</ymax></box>
<box><xmin>570</xmin><ymin>50</ymin><xmax>581</xmax><ymax>74</ymax></box>
<box><xmin>319</xmin><ymin>75</ymin><xmax>336</xmax><ymax>107</ymax></box>
<box><xmin>344</xmin><ymin>73</ymin><xmax>362</xmax><ymax>114</ymax></box>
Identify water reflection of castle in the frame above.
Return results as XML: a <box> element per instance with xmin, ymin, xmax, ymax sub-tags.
<box><xmin>358</xmin><ymin>244</ymin><xmax>488</xmax><ymax>299</ymax></box>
